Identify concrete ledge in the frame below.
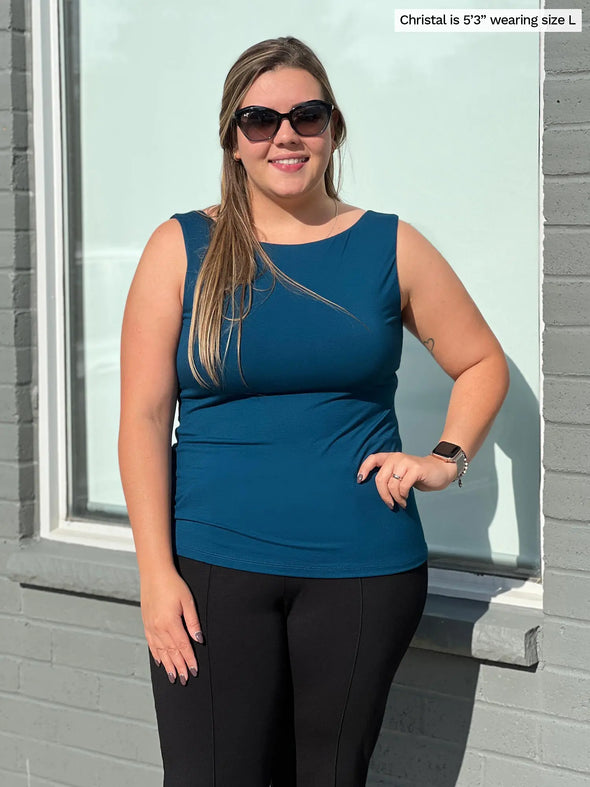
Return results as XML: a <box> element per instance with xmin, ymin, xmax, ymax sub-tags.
<box><xmin>6</xmin><ymin>539</ymin><xmax>541</xmax><ymax>666</ymax></box>
<box><xmin>414</xmin><ymin>594</ymin><xmax>542</xmax><ymax>667</ymax></box>
<box><xmin>6</xmin><ymin>538</ymin><xmax>140</xmax><ymax>602</ymax></box>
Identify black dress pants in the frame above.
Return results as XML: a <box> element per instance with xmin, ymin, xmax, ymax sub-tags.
<box><xmin>149</xmin><ymin>556</ymin><xmax>428</xmax><ymax>787</ymax></box>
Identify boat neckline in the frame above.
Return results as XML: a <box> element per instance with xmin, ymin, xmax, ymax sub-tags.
<box><xmin>193</xmin><ymin>209</ymin><xmax>372</xmax><ymax>248</ymax></box>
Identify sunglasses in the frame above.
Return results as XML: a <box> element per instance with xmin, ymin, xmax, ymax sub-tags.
<box><xmin>234</xmin><ymin>99</ymin><xmax>334</xmax><ymax>142</ymax></box>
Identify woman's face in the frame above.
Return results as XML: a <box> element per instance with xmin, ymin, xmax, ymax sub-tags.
<box><xmin>234</xmin><ymin>67</ymin><xmax>335</xmax><ymax>209</ymax></box>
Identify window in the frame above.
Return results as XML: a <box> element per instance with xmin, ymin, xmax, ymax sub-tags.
<box><xmin>35</xmin><ymin>0</ymin><xmax>542</xmax><ymax>601</ymax></box>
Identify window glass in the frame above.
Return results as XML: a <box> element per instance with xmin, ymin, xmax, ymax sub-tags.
<box><xmin>61</xmin><ymin>0</ymin><xmax>540</xmax><ymax>573</ymax></box>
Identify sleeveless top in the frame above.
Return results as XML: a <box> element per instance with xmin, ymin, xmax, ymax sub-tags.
<box><xmin>169</xmin><ymin>209</ymin><xmax>428</xmax><ymax>577</ymax></box>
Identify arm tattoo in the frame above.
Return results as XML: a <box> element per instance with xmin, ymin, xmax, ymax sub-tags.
<box><xmin>422</xmin><ymin>337</ymin><xmax>435</xmax><ymax>354</ymax></box>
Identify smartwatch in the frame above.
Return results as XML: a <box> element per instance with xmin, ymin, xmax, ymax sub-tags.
<box><xmin>431</xmin><ymin>441</ymin><xmax>469</xmax><ymax>487</ymax></box>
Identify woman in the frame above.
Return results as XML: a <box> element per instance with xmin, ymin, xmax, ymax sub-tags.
<box><xmin>118</xmin><ymin>36</ymin><xmax>509</xmax><ymax>786</ymax></box>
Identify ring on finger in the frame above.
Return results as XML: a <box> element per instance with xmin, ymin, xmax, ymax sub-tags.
<box><xmin>391</xmin><ymin>472</ymin><xmax>402</xmax><ymax>480</ymax></box>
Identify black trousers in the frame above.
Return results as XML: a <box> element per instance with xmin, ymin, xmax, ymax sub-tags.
<box><xmin>149</xmin><ymin>556</ymin><xmax>428</xmax><ymax>787</ymax></box>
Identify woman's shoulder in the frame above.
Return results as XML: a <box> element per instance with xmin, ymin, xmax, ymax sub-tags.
<box><xmin>165</xmin><ymin>205</ymin><xmax>219</xmax><ymax>227</ymax></box>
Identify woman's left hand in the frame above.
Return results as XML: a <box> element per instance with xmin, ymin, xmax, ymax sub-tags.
<box><xmin>356</xmin><ymin>452</ymin><xmax>458</xmax><ymax>510</ymax></box>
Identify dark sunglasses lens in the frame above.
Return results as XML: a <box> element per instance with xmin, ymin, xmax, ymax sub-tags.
<box><xmin>237</xmin><ymin>109</ymin><xmax>278</xmax><ymax>140</ymax></box>
<box><xmin>291</xmin><ymin>103</ymin><xmax>331</xmax><ymax>136</ymax></box>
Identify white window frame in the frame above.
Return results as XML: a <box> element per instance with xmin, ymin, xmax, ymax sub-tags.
<box><xmin>31</xmin><ymin>0</ymin><xmax>544</xmax><ymax>610</ymax></box>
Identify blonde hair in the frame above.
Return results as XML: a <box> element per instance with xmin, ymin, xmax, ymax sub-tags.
<box><xmin>187</xmin><ymin>36</ymin><xmax>359</xmax><ymax>389</ymax></box>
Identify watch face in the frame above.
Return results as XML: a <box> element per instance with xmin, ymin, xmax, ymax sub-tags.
<box><xmin>433</xmin><ymin>441</ymin><xmax>461</xmax><ymax>459</ymax></box>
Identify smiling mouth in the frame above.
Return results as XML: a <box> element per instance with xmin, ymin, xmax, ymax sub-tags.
<box><xmin>269</xmin><ymin>157</ymin><xmax>309</xmax><ymax>164</ymax></box>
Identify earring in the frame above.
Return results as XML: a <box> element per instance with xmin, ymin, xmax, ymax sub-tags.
<box><xmin>233</xmin><ymin>152</ymin><xmax>240</xmax><ymax>161</ymax></box>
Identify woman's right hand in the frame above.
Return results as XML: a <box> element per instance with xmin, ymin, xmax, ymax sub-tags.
<box><xmin>140</xmin><ymin>567</ymin><xmax>204</xmax><ymax>685</ymax></box>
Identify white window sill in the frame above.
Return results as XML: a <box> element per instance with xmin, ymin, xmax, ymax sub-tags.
<box><xmin>6</xmin><ymin>538</ymin><xmax>541</xmax><ymax>667</ymax></box>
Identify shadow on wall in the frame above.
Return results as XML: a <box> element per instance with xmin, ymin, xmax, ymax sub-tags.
<box><xmin>397</xmin><ymin>345</ymin><xmax>540</xmax><ymax>576</ymax></box>
<box><xmin>368</xmin><ymin>648</ymin><xmax>537</xmax><ymax>786</ymax></box>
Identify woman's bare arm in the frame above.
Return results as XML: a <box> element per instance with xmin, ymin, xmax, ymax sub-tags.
<box><xmin>357</xmin><ymin>219</ymin><xmax>509</xmax><ymax>509</ymax></box>
<box><xmin>118</xmin><ymin>217</ymin><xmax>202</xmax><ymax>684</ymax></box>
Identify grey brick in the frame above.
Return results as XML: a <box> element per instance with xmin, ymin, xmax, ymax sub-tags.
<box><xmin>0</xmin><ymin>228</ymin><xmax>15</xmax><ymax>263</ymax></box>
<box><xmin>0</xmin><ymin>695</ymin><xmax>161</xmax><ymax>765</ymax></box>
<box><xmin>541</xmin><ymin>717</ymin><xmax>590</xmax><ymax>771</ymax></box>
<box><xmin>544</xmin><ymin>423</ymin><xmax>590</xmax><ymax>473</ymax></box>
<box><xmin>0</xmin><ymin>191</ymin><xmax>30</xmax><ymax>231</ymax></box>
<box><xmin>97</xmin><ymin>673</ymin><xmax>156</xmax><ymax>722</ymax></box>
<box><xmin>20</xmin><ymin>660</ymin><xmax>99</xmax><ymax>710</ymax></box>
<box><xmin>0</xmin><ymin>654</ymin><xmax>19</xmax><ymax>691</ymax></box>
<box><xmin>545</xmin><ymin>29</ymin><xmax>590</xmax><ymax>74</ymax></box>
<box><xmin>9</xmin><ymin>1</ymin><xmax>26</xmax><ymax>32</ymax></box>
<box><xmin>0</xmin><ymin>31</ymin><xmax>13</xmax><ymax>69</ymax></box>
<box><xmin>475</xmin><ymin>659</ymin><xmax>542</xmax><ymax>712</ymax></box>
<box><xmin>544</xmin><ymin>471</ymin><xmax>589</xmax><ymax>521</ymax></box>
<box><xmin>0</xmin><ymin>311</ymin><xmax>14</xmax><ymax>344</ymax></box>
<box><xmin>0</xmin><ymin>539</ymin><xmax>19</xmax><ymax>570</ymax></box>
<box><xmin>394</xmin><ymin>648</ymin><xmax>480</xmax><ymax>700</ymax></box>
<box><xmin>0</xmin><ymin>382</ymin><xmax>34</xmax><ymax>422</ymax></box>
<box><xmin>544</xmin><ymin>179</ymin><xmax>590</xmax><ymax>225</ymax></box>
<box><xmin>483</xmin><ymin>755</ymin><xmax>590</xmax><ymax>786</ymax></box>
<box><xmin>51</xmin><ymin>626</ymin><xmax>143</xmax><ymax>677</ymax></box>
<box><xmin>543</xmin><ymin>618</ymin><xmax>590</xmax><ymax>669</ymax></box>
<box><xmin>545</xmin><ymin>76</ymin><xmax>590</xmax><ymax>126</ymax></box>
<box><xmin>543</xmin><ymin>279</ymin><xmax>590</xmax><ymax>326</ymax></box>
<box><xmin>22</xmin><ymin>586</ymin><xmax>145</xmax><ymax>638</ymax></box>
<box><xmin>11</xmin><ymin>110</ymin><xmax>27</xmax><ymax>150</ymax></box>
<box><xmin>134</xmin><ymin>644</ymin><xmax>152</xmax><ymax>681</ymax></box>
<box><xmin>0</xmin><ymin>616</ymin><xmax>51</xmax><ymax>660</ymax></box>
<box><xmin>0</xmin><ymin>229</ymin><xmax>32</xmax><ymax>269</ymax></box>
<box><xmin>0</xmin><ymin>498</ymin><xmax>35</xmax><ymax>537</ymax></box>
<box><xmin>420</xmin><ymin>693</ymin><xmax>473</xmax><ymax>744</ymax></box>
<box><xmin>545</xmin><ymin>0</ymin><xmax>590</xmax><ymax>15</ymax></box>
<box><xmin>370</xmin><ymin>730</ymin><xmax>483</xmax><ymax>785</ymax></box>
<box><xmin>543</xmin><ymin>329</ymin><xmax>590</xmax><ymax>376</ymax></box>
<box><xmin>0</xmin><ymin>769</ymin><xmax>27</xmax><ymax>787</ymax></box>
<box><xmin>544</xmin><ymin>568</ymin><xmax>590</xmax><ymax>621</ymax></box>
<box><xmin>0</xmin><ymin>731</ymin><xmax>26</xmax><ymax>774</ymax></box>
<box><xmin>0</xmin><ymin>110</ymin><xmax>12</xmax><ymax>149</ymax></box>
<box><xmin>9</xmin><ymin>70</ymin><xmax>27</xmax><ymax>113</ymax></box>
<box><xmin>0</xmin><ymin>459</ymin><xmax>35</xmax><ymax>502</ymax></box>
<box><xmin>542</xmin><ymin>665</ymin><xmax>590</xmax><ymax>721</ymax></box>
<box><xmin>0</xmin><ymin>110</ymin><xmax>26</xmax><ymax>153</ymax></box>
<box><xmin>0</xmin><ymin>383</ymin><xmax>17</xmax><ymax>418</ymax></box>
<box><xmin>0</xmin><ymin>270</ymin><xmax>14</xmax><ymax>306</ymax></box>
<box><xmin>380</xmin><ymin>684</ymin><xmax>423</xmax><ymax>735</ymax></box>
<box><xmin>0</xmin><ymin>346</ymin><xmax>32</xmax><ymax>384</ymax></box>
<box><xmin>544</xmin><ymin>377</ymin><xmax>590</xmax><ymax>424</ymax></box>
<box><xmin>0</xmin><ymin>423</ymin><xmax>33</xmax><ymax>461</ymax></box>
<box><xmin>545</xmin><ymin>519</ymin><xmax>590</xmax><ymax>570</ymax></box>
<box><xmin>9</xmin><ymin>31</ymin><xmax>26</xmax><ymax>72</ymax></box>
<box><xmin>14</xmin><ymin>310</ymin><xmax>31</xmax><ymax>345</ymax></box>
<box><xmin>543</xmin><ymin>127</ymin><xmax>590</xmax><ymax>176</ymax></box>
<box><xmin>0</xmin><ymin>347</ymin><xmax>17</xmax><ymax>382</ymax></box>
<box><xmin>0</xmin><ymin>71</ymin><xmax>11</xmax><ymax>111</ymax></box>
<box><xmin>22</xmin><ymin>737</ymin><xmax>162</xmax><ymax>787</ymax></box>
<box><xmin>13</xmin><ymin>152</ymin><xmax>28</xmax><ymax>190</ymax></box>
<box><xmin>0</xmin><ymin>4</ymin><xmax>11</xmax><ymax>30</ymax></box>
<box><xmin>544</xmin><ymin>228</ymin><xmax>590</xmax><ymax>275</ymax></box>
<box><xmin>0</xmin><ymin>149</ymin><xmax>11</xmax><ymax>186</ymax></box>
<box><xmin>0</xmin><ymin>572</ymin><xmax>21</xmax><ymax>612</ymax></box>
<box><xmin>467</xmin><ymin>702</ymin><xmax>540</xmax><ymax>760</ymax></box>
<box><xmin>0</xmin><ymin>271</ymin><xmax>32</xmax><ymax>308</ymax></box>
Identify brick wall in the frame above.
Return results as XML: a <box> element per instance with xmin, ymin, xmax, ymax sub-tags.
<box><xmin>1</xmin><ymin>0</ymin><xmax>589</xmax><ymax>785</ymax></box>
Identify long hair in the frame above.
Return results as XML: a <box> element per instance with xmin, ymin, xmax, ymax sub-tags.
<box><xmin>187</xmin><ymin>36</ymin><xmax>358</xmax><ymax>389</ymax></box>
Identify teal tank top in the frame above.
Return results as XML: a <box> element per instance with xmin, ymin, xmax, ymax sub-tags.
<box><xmin>170</xmin><ymin>209</ymin><xmax>428</xmax><ymax>577</ymax></box>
